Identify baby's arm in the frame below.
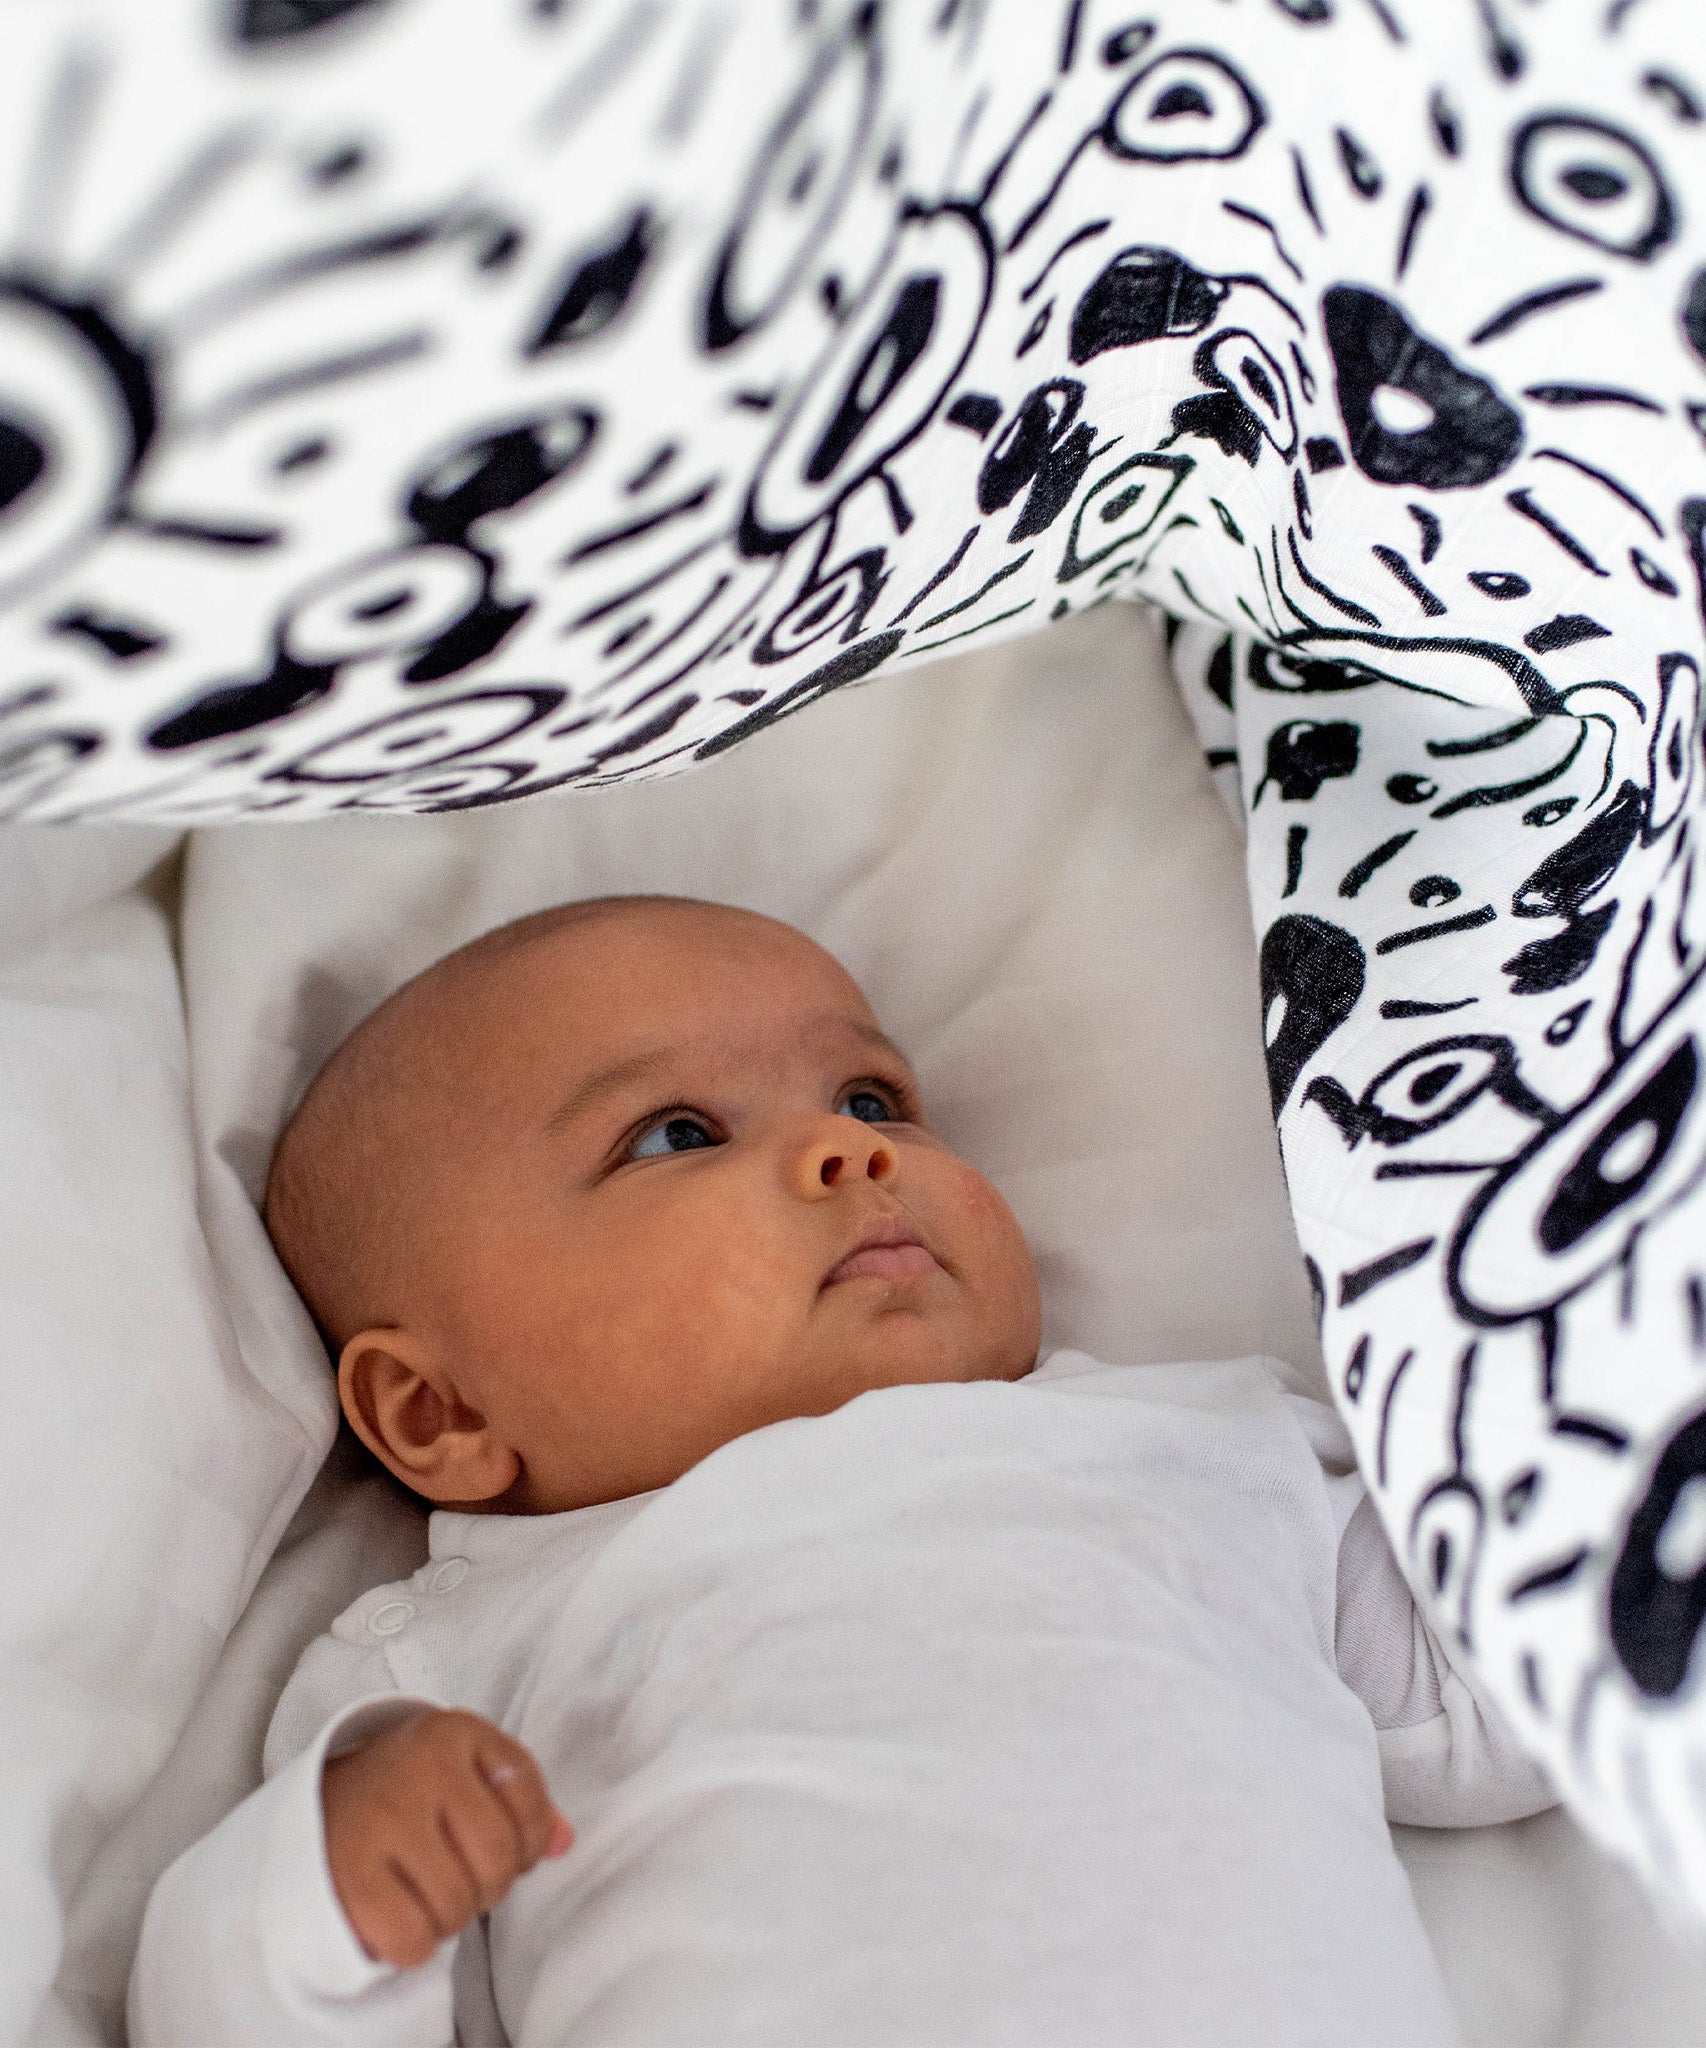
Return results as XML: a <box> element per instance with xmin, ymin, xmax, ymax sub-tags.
<box><xmin>129</xmin><ymin>1705</ymin><xmax>568</xmax><ymax>2047</ymax></box>
<box><xmin>1286</xmin><ymin>1388</ymin><xmax>1555</xmax><ymax>1828</ymax></box>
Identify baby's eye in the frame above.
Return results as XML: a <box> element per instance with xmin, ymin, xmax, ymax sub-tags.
<box><xmin>630</xmin><ymin>1114</ymin><xmax>719</xmax><ymax>1160</ymax></box>
<box><xmin>839</xmin><ymin>1089</ymin><xmax>897</xmax><ymax>1125</ymax></box>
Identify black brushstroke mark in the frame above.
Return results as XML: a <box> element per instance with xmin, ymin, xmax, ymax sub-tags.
<box><xmin>408</xmin><ymin>408</ymin><xmax>596</xmax><ymax>540</ymax></box>
<box><xmin>1469</xmin><ymin>276</ymin><xmax>1604</xmax><ymax>345</ymax></box>
<box><xmin>1535</xmin><ymin>446</ymin><xmax>1662</xmax><ymax>536</ymax></box>
<box><xmin>1345</xmin><ymin>1335</ymin><xmax>1370</xmax><ymax>1402</ymax></box>
<box><xmin>1306</xmin><ymin>436</ymin><xmax>1344</xmax><ymax>473</ymax></box>
<box><xmin>1547</xmin><ymin>1000</ymin><xmax>1591</xmax><ymax>1044</ymax></box>
<box><xmin>623</xmin><ymin>444</ymin><xmax>676</xmax><ymax>495</ymax></box>
<box><xmin>273</xmin><ymin>436</ymin><xmax>330</xmax><ymax>475</ymax></box>
<box><xmin>146</xmin><ymin>655</ymin><xmax>335</xmax><ymax>749</ymax></box>
<box><xmin>1309</xmin><ymin>1035</ymin><xmax>1547</xmax><ymax>1150</ymax></box>
<box><xmin>1388</xmin><ymin>774</ymin><xmax>1438</xmax><ymax>803</ymax></box>
<box><xmin>122</xmin><ymin>513</ymin><xmax>282</xmax><ymax>549</ymax></box>
<box><xmin>1284</xmin><ymin>823</ymin><xmax>1308</xmax><ymax>897</ymax></box>
<box><xmin>1383</xmin><ymin>997</ymin><xmax>1475</xmax><ymax>1019</ymax></box>
<box><xmin>697</xmin><ymin>633</ymin><xmax>903</xmax><ymax>760</ymax></box>
<box><xmin>1377</xmin><ymin>1348</ymin><xmax>1418</xmax><ymax>1488</ymax></box>
<box><xmin>889</xmin><ymin>526</ymin><xmax>979</xmax><ymax>624</ymax></box>
<box><xmin>1411</xmin><ymin>875</ymin><xmax>1461</xmax><ymax>908</ymax></box>
<box><xmin>233</xmin><ymin>0</ymin><xmax>389</xmax><ymax>42</ymax></box>
<box><xmin>1204</xmin><ymin>635</ymin><xmax>1235</xmax><ymax>707</ymax></box>
<box><xmin>1510</xmin><ymin>1548</ymin><xmax>1592</xmax><ymax>1601</ymax></box>
<box><xmin>1376</xmin><ymin>905</ymin><xmax>1497</xmax><ymax>952</ymax></box>
<box><xmin>1291</xmin><ymin>146</ymin><xmax>1324</xmax><ymax>233</ymax></box>
<box><xmin>1609</xmin><ymin>1406</ymin><xmax>1706</xmax><ymax>1698</ymax></box>
<box><xmin>1430</xmin><ymin>87</ymin><xmax>1462</xmax><ymax>158</ymax></box>
<box><xmin>977</xmin><ymin>380</ymin><xmax>1097</xmax><ymax>539</ymax></box>
<box><xmin>1292</xmin><ymin>471</ymin><xmax>1312</xmax><ymax>541</ymax></box>
<box><xmin>1468</xmin><ymin>569</ymin><xmax>1530</xmax><ymax>600</ymax></box>
<box><xmin>1285</xmin><ymin>531</ymin><xmax>1381</xmax><ymax>625</ymax></box>
<box><xmin>1016</xmin><ymin>304</ymin><xmax>1051</xmax><ymax>356</ymax></box>
<box><xmin>1324</xmin><ymin>285</ymin><xmax>1523</xmax><ymax>490</ymax></box>
<box><xmin>1336</xmin><ymin>127</ymin><xmax>1382</xmax><ymax>198</ymax></box>
<box><xmin>1394</xmin><ymin>184</ymin><xmax>1430</xmax><ymax>280</ymax></box>
<box><xmin>51</xmin><ymin>608</ymin><xmax>164</xmax><ymax>660</ymax></box>
<box><xmin>1101</xmin><ymin>22</ymin><xmax>1157</xmax><ymax>64</ymax></box>
<box><xmin>904</xmin><ymin>600</ymin><xmax>1034</xmax><ymax>656</ymax></box>
<box><xmin>917</xmin><ymin>552</ymin><xmax>1032</xmax><ymax>632</ymax></box>
<box><xmin>1525</xmin><ymin>613</ymin><xmax>1611</xmax><ymax>654</ymax></box>
<box><xmin>1258</xmin><ymin>720</ymin><xmax>1360</xmax><ymax>803</ymax></box>
<box><xmin>1541</xmin><ymin>1039</ymin><xmax>1699</xmax><ymax>1258</ymax></box>
<box><xmin>1633</xmin><ymin>549</ymin><xmax>1680</xmax><ymax>597</ymax></box>
<box><xmin>1372</xmin><ymin>545</ymin><xmax>1446</xmax><ymax>615</ymax></box>
<box><xmin>1058</xmin><ymin>0</ymin><xmax>1086</xmax><ymax>68</ymax></box>
<box><xmin>946</xmin><ymin>393</ymin><xmax>1002</xmax><ymax>436</ymax></box>
<box><xmin>1504</xmin><ymin>901</ymin><xmax>1618</xmax><ymax>994</ymax></box>
<box><xmin>1427</xmin><ymin>712</ymin><xmax>1543</xmax><ymax>759</ymax></box>
<box><xmin>562</xmin><ymin>482</ymin><xmax>716</xmax><ymax>564</ymax></box>
<box><xmin>529</xmin><ymin>208</ymin><xmax>655</xmax><ymax>353</ymax></box>
<box><xmin>1069</xmin><ymin>247</ymin><xmax>1225</xmax><ymax>362</ymax></box>
<box><xmin>1506</xmin><ymin>489</ymin><xmax>1608</xmax><ymax>575</ymax></box>
<box><xmin>1517</xmin><ymin>784</ymin><xmax>1645</xmax><ymax>924</ymax></box>
<box><xmin>1524</xmin><ymin>382</ymin><xmax>1664</xmax><ymax>413</ymax></box>
<box><xmin>1555</xmin><ymin>1414</ymin><xmax>1630</xmax><ymax>1451</ymax></box>
<box><xmin>1504</xmin><ymin>1469</ymin><xmax>1542</xmax><ymax>1523</ymax></box>
<box><xmin>1342</xmin><ymin>1239</ymin><xmax>1437</xmax><ymax>1306</ymax></box>
<box><xmin>1340</xmin><ymin>830</ymin><xmax>1416</xmax><ymax>897</ymax></box>
<box><xmin>1681</xmin><ymin>269</ymin><xmax>1706</xmax><ymax>370</ymax></box>
<box><xmin>1260</xmin><ymin>913</ymin><xmax>1366</xmax><ymax>1115</ymax></box>
<box><xmin>1407</xmin><ymin>504</ymin><xmax>1443</xmax><ymax>563</ymax></box>
<box><xmin>1644</xmin><ymin>69</ymin><xmax>1703</xmax><ymax>124</ymax></box>
<box><xmin>1474</xmin><ymin>0</ymin><xmax>1523</xmax><ymax>79</ymax></box>
<box><xmin>1222</xmin><ymin>200</ymin><xmax>1302</xmax><ymax>281</ymax></box>
<box><xmin>401</xmin><ymin>591</ymin><xmax>529</xmax><ymax>685</ymax></box>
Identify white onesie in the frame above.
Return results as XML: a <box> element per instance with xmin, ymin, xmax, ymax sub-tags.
<box><xmin>130</xmin><ymin>1355</ymin><xmax>1550</xmax><ymax>2048</ymax></box>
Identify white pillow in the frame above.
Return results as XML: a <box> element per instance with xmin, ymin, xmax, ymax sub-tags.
<box><xmin>0</xmin><ymin>872</ymin><xmax>330</xmax><ymax>2047</ymax></box>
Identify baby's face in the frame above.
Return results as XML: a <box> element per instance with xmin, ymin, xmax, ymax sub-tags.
<box><xmin>306</xmin><ymin>903</ymin><xmax>1040</xmax><ymax>1513</ymax></box>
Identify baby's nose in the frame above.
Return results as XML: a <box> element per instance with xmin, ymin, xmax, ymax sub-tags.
<box><xmin>795</xmin><ymin>1118</ymin><xmax>898</xmax><ymax>1198</ymax></box>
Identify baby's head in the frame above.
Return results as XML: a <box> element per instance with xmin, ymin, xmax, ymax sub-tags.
<box><xmin>266</xmin><ymin>898</ymin><xmax>1040</xmax><ymax>1515</ymax></box>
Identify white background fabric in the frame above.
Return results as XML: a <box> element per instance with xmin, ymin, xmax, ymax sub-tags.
<box><xmin>4</xmin><ymin>603</ymin><xmax>1705</xmax><ymax>2045</ymax></box>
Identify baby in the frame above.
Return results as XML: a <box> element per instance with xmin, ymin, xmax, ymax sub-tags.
<box><xmin>131</xmin><ymin>898</ymin><xmax>1548</xmax><ymax>2048</ymax></box>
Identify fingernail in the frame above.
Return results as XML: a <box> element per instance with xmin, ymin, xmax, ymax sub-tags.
<box><xmin>547</xmin><ymin>1814</ymin><xmax>574</xmax><ymax>1857</ymax></box>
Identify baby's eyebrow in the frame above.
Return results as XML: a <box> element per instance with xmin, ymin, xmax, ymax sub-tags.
<box><xmin>543</xmin><ymin>1047</ymin><xmax>679</xmax><ymax>1135</ymax></box>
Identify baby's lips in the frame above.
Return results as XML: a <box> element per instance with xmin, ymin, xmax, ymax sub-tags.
<box><xmin>547</xmin><ymin>1813</ymin><xmax>575</xmax><ymax>1857</ymax></box>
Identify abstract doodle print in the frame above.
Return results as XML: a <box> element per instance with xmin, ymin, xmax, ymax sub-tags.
<box><xmin>3</xmin><ymin>0</ymin><xmax>1706</xmax><ymax>1914</ymax></box>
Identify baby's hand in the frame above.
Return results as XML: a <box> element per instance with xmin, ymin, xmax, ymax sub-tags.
<box><xmin>321</xmin><ymin>1708</ymin><xmax>572</xmax><ymax>1968</ymax></box>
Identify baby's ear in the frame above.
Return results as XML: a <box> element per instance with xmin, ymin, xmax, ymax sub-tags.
<box><xmin>338</xmin><ymin>1330</ymin><xmax>519</xmax><ymax>1506</ymax></box>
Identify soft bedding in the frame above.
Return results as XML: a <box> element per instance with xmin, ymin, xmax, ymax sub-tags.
<box><xmin>5</xmin><ymin>602</ymin><xmax>1705</xmax><ymax>2045</ymax></box>
<box><xmin>3</xmin><ymin>0</ymin><xmax>1705</xmax><ymax>1914</ymax></box>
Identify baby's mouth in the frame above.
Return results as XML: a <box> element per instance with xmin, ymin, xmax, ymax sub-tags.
<box><xmin>822</xmin><ymin>1217</ymin><xmax>941</xmax><ymax>1288</ymax></box>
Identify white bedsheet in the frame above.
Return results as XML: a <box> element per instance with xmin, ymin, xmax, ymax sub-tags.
<box><xmin>8</xmin><ymin>603</ymin><xmax>1706</xmax><ymax>2044</ymax></box>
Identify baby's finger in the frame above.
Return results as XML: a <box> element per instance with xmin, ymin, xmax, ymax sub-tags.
<box><xmin>439</xmin><ymin>1776</ymin><xmax>530</xmax><ymax>1912</ymax></box>
<box><xmin>360</xmin><ymin>1859</ymin><xmax>445</xmax><ymax>1971</ymax></box>
<box><xmin>476</xmin><ymin>1737</ymin><xmax>568</xmax><ymax>1866</ymax></box>
<box><xmin>395</xmin><ymin>1815</ymin><xmax>484</xmax><ymax>1937</ymax></box>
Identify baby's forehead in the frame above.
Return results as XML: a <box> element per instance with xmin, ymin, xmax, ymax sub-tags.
<box><xmin>414</xmin><ymin>902</ymin><xmax>891</xmax><ymax>1095</ymax></box>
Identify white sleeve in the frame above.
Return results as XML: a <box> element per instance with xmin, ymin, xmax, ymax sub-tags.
<box><xmin>128</xmin><ymin>1696</ymin><xmax>455</xmax><ymax>2048</ymax></box>
<box><xmin>1285</xmin><ymin>1388</ymin><xmax>1556</xmax><ymax>1829</ymax></box>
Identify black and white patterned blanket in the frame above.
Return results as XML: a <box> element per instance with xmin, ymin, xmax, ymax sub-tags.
<box><xmin>4</xmin><ymin>0</ymin><xmax>1704</xmax><ymax>1914</ymax></box>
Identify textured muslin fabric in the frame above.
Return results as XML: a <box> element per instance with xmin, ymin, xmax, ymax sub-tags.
<box><xmin>131</xmin><ymin>1354</ymin><xmax>1550</xmax><ymax>2048</ymax></box>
